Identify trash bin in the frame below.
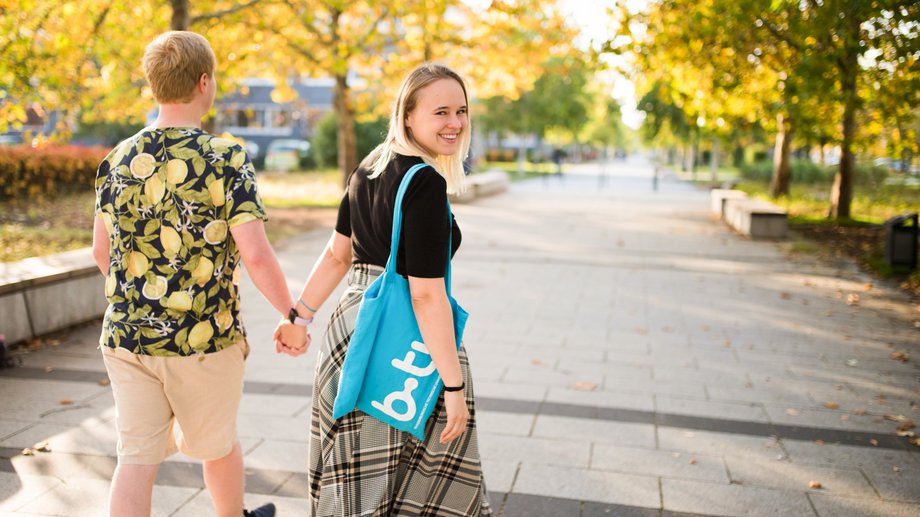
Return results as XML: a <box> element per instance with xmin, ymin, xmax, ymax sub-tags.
<box><xmin>884</xmin><ymin>213</ymin><xmax>918</xmax><ymax>270</ymax></box>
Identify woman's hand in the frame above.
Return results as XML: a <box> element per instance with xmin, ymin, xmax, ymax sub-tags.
<box><xmin>273</xmin><ymin>319</ymin><xmax>310</xmax><ymax>356</ymax></box>
<box><xmin>440</xmin><ymin>390</ymin><xmax>469</xmax><ymax>444</ymax></box>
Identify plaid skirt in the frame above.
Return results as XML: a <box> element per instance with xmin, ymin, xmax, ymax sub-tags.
<box><xmin>308</xmin><ymin>263</ymin><xmax>492</xmax><ymax>517</ymax></box>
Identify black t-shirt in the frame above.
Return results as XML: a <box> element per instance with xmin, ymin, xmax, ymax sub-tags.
<box><xmin>335</xmin><ymin>154</ymin><xmax>461</xmax><ymax>278</ymax></box>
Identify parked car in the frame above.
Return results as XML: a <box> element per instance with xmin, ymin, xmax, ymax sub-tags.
<box><xmin>264</xmin><ymin>139</ymin><xmax>310</xmax><ymax>172</ymax></box>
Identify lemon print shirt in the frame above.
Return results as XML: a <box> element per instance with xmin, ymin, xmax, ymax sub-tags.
<box><xmin>94</xmin><ymin>127</ymin><xmax>267</xmax><ymax>356</ymax></box>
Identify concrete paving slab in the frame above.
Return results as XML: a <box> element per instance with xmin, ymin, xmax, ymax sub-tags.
<box><xmin>808</xmin><ymin>493</ymin><xmax>920</xmax><ymax>517</ymax></box>
<box><xmin>476</xmin><ymin>410</ymin><xmax>535</xmax><ymax>437</ymax></box>
<box><xmin>662</xmin><ymin>478</ymin><xmax>815</xmax><ymax>517</ymax></box>
<box><xmin>243</xmin><ymin>439</ymin><xmax>309</xmax><ymax>473</ymax></box>
<box><xmin>655</xmin><ymin>395</ymin><xmax>771</xmax><ymax>423</ymax></box>
<box><xmin>480</xmin><ymin>459</ymin><xmax>517</xmax><ymax>494</ymax></box>
<box><xmin>479</xmin><ymin>433</ymin><xmax>590</xmax><ymax>469</ymax></box>
<box><xmin>0</xmin><ymin>420</ymin><xmax>116</xmax><ymax>456</ymax></box>
<box><xmin>0</xmin><ymin>379</ymin><xmax>108</xmax><ymax>422</ymax></box>
<box><xmin>545</xmin><ymin>386</ymin><xmax>655</xmax><ymax>412</ymax></box>
<box><xmin>657</xmin><ymin>428</ymin><xmax>786</xmax><ymax>462</ymax></box>
<box><xmin>532</xmin><ymin>415</ymin><xmax>656</xmax><ymax>447</ymax></box>
<box><xmin>782</xmin><ymin>439</ymin><xmax>920</xmax><ymax>469</ymax></box>
<box><xmin>591</xmin><ymin>443</ymin><xmax>730</xmax><ymax>483</ymax></box>
<box><xmin>15</xmin><ymin>477</ymin><xmax>197</xmax><ymax>517</ymax></box>
<box><xmin>514</xmin><ymin>463</ymin><xmax>661</xmax><ymax>508</ymax></box>
<box><xmin>723</xmin><ymin>456</ymin><xmax>876</xmax><ymax>497</ymax></box>
<box><xmin>0</xmin><ymin>472</ymin><xmax>61</xmax><ymax>512</ymax></box>
<box><xmin>237</xmin><ymin>393</ymin><xmax>311</xmax><ymax>417</ymax></box>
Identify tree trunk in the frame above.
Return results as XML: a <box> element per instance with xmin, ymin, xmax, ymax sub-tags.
<box><xmin>170</xmin><ymin>0</ymin><xmax>190</xmax><ymax>30</ymax></box>
<box><xmin>829</xmin><ymin>35</ymin><xmax>860</xmax><ymax>219</ymax></box>
<box><xmin>334</xmin><ymin>74</ymin><xmax>357</xmax><ymax>186</ymax></box>
<box><xmin>710</xmin><ymin>137</ymin><xmax>719</xmax><ymax>184</ymax></box>
<box><xmin>770</xmin><ymin>113</ymin><xmax>793</xmax><ymax>197</ymax></box>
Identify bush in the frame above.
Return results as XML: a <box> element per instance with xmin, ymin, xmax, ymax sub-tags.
<box><xmin>0</xmin><ymin>144</ymin><xmax>110</xmax><ymax>200</ymax></box>
<box><xmin>740</xmin><ymin>159</ymin><xmax>891</xmax><ymax>188</ymax></box>
<box><xmin>311</xmin><ymin>113</ymin><xmax>389</xmax><ymax>169</ymax></box>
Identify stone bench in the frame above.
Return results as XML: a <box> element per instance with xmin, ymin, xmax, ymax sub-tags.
<box><xmin>450</xmin><ymin>170</ymin><xmax>510</xmax><ymax>203</ymax></box>
<box><xmin>723</xmin><ymin>198</ymin><xmax>788</xmax><ymax>239</ymax></box>
<box><xmin>710</xmin><ymin>188</ymin><xmax>748</xmax><ymax>217</ymax></box>
<box><xmin>0</xmin><ymin>248</ymin><xmax>106</xmax><ymax>345</ymax></box>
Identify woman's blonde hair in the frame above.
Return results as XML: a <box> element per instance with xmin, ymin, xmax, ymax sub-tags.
<box><xmin>366</xmin><ymin>63</ymin><xmax>470</xmax><ymax>194</ymax></box>
<box><xmin>142</xmin><ymin>31</ymin><xmax>216</xmax><ymax>104</ymax></box>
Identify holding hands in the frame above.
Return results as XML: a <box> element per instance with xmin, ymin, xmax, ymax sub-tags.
<box><xmin>274</xmin><ymin>319</ymin><xmax>310</xmax><ymax>356</ymax></box>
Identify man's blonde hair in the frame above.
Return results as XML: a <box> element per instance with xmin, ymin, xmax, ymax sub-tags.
<box><xmin>366</xmin><ymin>63</ymin><xmax>470</xmax><ymax>194</ymax></box>
<box><xmin>142</xmin><ymin>31</ymin><xmax>216</xmax><ymax>104</ymax></box>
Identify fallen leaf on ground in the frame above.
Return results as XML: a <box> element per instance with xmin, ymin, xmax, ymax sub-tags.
<box><xmin>890</xmin><ymin>351</ymin><xmax>909</xmax><ymax>363</ymax></box>
<box><xmin>910</xmin><ymin>438</ymin><xmax>920</xmax><ymax>447</ymax></box>
<box><xmin>896</xmin><ymin>430</ymin><xmax>916</xmax><ymax>437</ymax></box>
<box><xmin>21</xmin><ymin>448</ymin><xmax>34</xmax><ymax>456</ymax></box>
<box><xmin>46</xmin><ymin>339</ymin><xmax>61</xmax><ymax>346</ymax></box>
<box><xmin>98</xmin><ymin>379</ymin><xmax>110</xmax><ymax>386</ymax></box>
<box><xmin>824</xmin><ymin>401</ymin><xmax>840</xmax><ymax>410</ymax></box>
<box><xmin>633</xmin><ymin>326</ymin><xmax>648</xmax><ymax>335</ymax></box>
<box><xmin>897</xmin><ymin>419</ymin><xmax>916</xmax><ymax>429</ymax></box>
<box><xmin>885</xmin><ymin>414</ymin><xmax>909</xmax><ymax>422</ymax></box>
<box><xmin>572</xmin><ymin>382</ymin><xmax>598</xmax><ymax>392</ymax></box>
<box><xmin>815</xmin><ymin>440</ymin><xmax>825</xmax><ymax>445</ymax></box>
<box><xmin>854</xmin><ymin>409</ymin><xmax>867</xmax><ymax>416</ymax></box>
<box><xmin>846</xmin><ymin>359</ymin><xmax>859</xmax><ymax>367</ymax></box>
<box><xmin>33</xmin><ymin>441</ymin><xmax>50</xmax><ymax>452</ymax></box>
<box><xmin>59</xmin><ymin>399</ymin><xmax>74</xmax><ymax>405</ymax></box>
<box><xmin>44</xmin><ymin>366</ymin><xmax>54</xmax><ymax>373</ymax></box>
<box><xmin>870</xmin><ymin>439</ymin><xmax>879</xmax><ymax>446</ymax></box>
<box><xmin>840</xmin><ymin>414</ymin><xmax>850</xmax><ymax>421</ymax></box>
<box><xmin>689</xmin><ymin>457</ymin><xmax>697</xmax><ymax>465</ymax></box>
<box><xmin>893</xmin><ymin>466</ymin><xmax>901</xmax><ymax>472</ymax></box>
<box><xmin>846</xmin><ymin>294</ymin><xmax>860</xmax><ymax>305</ymax></box>
<box><xmin>785</xmin><ymin>408</ymin><xmax>801</xmax><ymax>416</ymax></box>
<box><xmin>808</xmin><ymin>480</ymin><xmax>823</xmax><ymax>489</ymax></box>
<box><xmin>780</xmin><ymin>292</ymin><xmax>792</xmax><ymax>300</ymax></box>
<box><xmin>864</xmin><ymin>283</ymin><xmax>873</xmax><ymax>291</ymax></box>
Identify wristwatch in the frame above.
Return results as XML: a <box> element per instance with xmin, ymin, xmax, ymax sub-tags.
<box><xmin>288</xmin><ymin>307</ymin><xmax>313</xmax><ymax>326</ymax></box>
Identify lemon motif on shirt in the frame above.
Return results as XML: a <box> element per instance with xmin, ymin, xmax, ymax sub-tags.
<box><xmin>130</xmin><ymin>153</ymin><xmax>156</xmax><ymax>179</ymax></box>
<box><xmin>166</xmin><ymin>159</ymin><xmax>188</xmax><ymax>184</ymax></box>
<box><xmin>160</xmin><ymin>226</ymin><xmax>181</xmax><ymax>257</ymax></box>
<box><xmin>208</xmin><ymin>179</ymin><xmax>226</xmax><ymax>207</ymax></box>
<box><xmin>189</xmin><ymin>320</ymin><xmax>214</xmax><ymax>351</ymax></box>
<box><xmin>142</xmin><ymin>275</ymin><xmax>168</xmax><ymax>300</ymax></box>
<box><xmin>125</xmin><ymin>251</ymin><xmax>149</xmax><ymax>277</ymax></box>
<box><xmin>191</xmin><ymin>257</ymin><xmax>214</xmax><ymax>286</ymax></box>
<box><xmin>145</xmin><ymin>175</ymin><xmax>166</xmax><ymax>206</ymax></box>
<box><xmin>164</xmin><ymin>291</ymin><xmax>193</xmax><ymax>312</ymax></box>
<box><xmin>105</xmin><ymin>272</ymin><xmax>116</xmax><ymax>297</ymax></box>
<box><xmin>215</xmin><ymin>311</ymin><xmax>233</xmax><ymax>331</ymax></box>
<box><xmin>204</xmin><ymin>220</ymin><xmax>228</xmax><ymax>244</ymax></box>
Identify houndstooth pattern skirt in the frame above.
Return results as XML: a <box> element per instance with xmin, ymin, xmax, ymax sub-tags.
<box><xmin>308</xmin><ymin>263</ymin><xmax>492</xmax><ymax>517</ymax></box>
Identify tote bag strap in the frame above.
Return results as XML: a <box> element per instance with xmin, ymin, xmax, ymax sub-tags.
<box><xmin>387</xmin><ymin>163</ymin><xmax>455</xmax><ymax>294</ymax></box>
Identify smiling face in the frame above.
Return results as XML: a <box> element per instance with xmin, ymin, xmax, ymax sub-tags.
<box><xmin>405</xmin><ymin>78</ymin><xmax>468</xmax><ymax>157</ymax></box>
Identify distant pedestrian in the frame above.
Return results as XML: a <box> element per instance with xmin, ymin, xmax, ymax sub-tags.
<box><xmin>92</xmin><ymin>31</ymin><xmax>306</xmax><ymax>517</ymax></box>
<box><xmin>552</xmin><ymin>147</ymin><xmax>566</xmax><ymax>178</ymax></box>
<box><xmin>276</xmin><ymin>63</ymin><xmax>492</xmax><ymax>516</ymax></box>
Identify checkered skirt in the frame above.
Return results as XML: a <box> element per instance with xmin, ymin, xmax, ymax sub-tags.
<box><xmin>308</xmin><ymin>264</ymin><xmax>492</xmax><ymax>516</ymax></box>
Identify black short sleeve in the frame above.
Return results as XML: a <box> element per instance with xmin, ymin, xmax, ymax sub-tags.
<box><xmin>400</xmin><ymin>170</ymin><xmax>452</xmax><ymax>278</ymax></box>
<box><xmin>335</xmin><ymin>189</ymin><xmax>351</xmax><ymax>237</ymax></box>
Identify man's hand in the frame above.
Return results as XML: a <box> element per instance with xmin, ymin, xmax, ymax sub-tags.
<box><xmin>273</xmin><ymin>319</ymin><xmax>310</xmax><ymax>357</ymax></box>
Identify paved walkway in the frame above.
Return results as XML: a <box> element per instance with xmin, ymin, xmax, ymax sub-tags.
<box><xmin>2</xmin><ymin>157</ymin><xmax>919</xmax><ymax>516</ymax></box>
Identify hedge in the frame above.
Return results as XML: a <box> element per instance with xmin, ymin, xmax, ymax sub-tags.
<box><xmin>739</xmin><ymin>159</ymin><xmax>889</xmax><ymax>187</ymax></box>
<box><xmin>0</xmin><ymin>144</ymin><xmax>111</xmax><ymax>199</ymax></box>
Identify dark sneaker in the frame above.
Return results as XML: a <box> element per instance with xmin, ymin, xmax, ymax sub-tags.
<box><xmin>243</xmin><ymin>503</ymin><xmax>276</xmax><ymax>517</ymax></box>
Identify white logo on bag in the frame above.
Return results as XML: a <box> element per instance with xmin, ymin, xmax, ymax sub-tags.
<box><xmin>371</xmin><ymin>341</ymin><xmax>436</xmax><ymax>421</ymax></box>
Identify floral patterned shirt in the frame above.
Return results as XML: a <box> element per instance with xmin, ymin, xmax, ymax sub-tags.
<box><xmin>94</xmin><ymin>127</ymin><xmax>266</xmax><ymax>356</ymax></box>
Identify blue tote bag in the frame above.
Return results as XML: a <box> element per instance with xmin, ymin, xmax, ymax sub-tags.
<box><xmin>332</xmin><ymin>163</ymin><xmax>469</xmax><ymax>440</ymax></box>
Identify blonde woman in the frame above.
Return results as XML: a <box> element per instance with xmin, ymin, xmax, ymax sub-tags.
<box><xmin>277</xmin><ymin>64</ymin><xmax>491</xmax><ymax>516</ymax></box>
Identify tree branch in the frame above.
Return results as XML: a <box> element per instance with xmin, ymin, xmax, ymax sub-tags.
<box><xmin>191</xmin><ymin>0</ymin><xmax>264</xmax><ymax>25</ymax></box>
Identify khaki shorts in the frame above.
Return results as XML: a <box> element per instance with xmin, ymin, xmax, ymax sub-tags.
<box><xmin>101</xmin><ymin>341</ymin><xmax>249</xmax><ymax>465</ymax></box>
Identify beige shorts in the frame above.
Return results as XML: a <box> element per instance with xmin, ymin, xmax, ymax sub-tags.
<box><xmin>101</xmin><ymin>341</ymin><xmax>249</xmax><ymax>465</ymax></box>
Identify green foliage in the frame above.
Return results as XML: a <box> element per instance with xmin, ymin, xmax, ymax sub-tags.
<box><xmin>312</xmin><ymin>112</ymin><xmax>388</xmax><ymax>169</ymax></box>
<box><xmin>739</xmin><ymin>159</ymin><xmax>890</xmax><ymax>187</ymax></box>
<box><xmin>0</xmin><ymin>145</ymin><xmax>110</xmax><ymax>200</ymax></box>
<box><xmin>74</xmin><ymin>120</ymin><xmax>145</xmax><ymax>146</ymax></box>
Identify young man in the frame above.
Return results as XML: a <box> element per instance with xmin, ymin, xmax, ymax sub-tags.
<box><xmin>92</xmin><ymin>31</ymin><xmax>312</xmax><ymax>517</ymax></box>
